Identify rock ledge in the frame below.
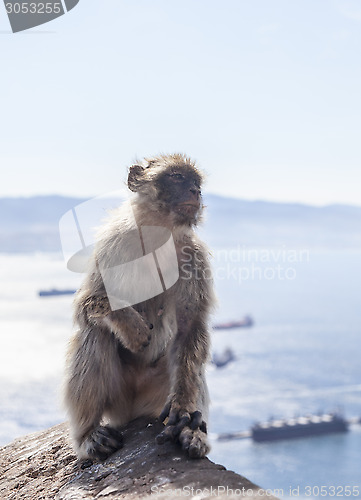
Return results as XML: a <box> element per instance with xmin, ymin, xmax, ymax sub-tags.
<box><xmin>0</xmin><ymin>418</ymin><xmax>279</xmax><ymax>499</ymax></box>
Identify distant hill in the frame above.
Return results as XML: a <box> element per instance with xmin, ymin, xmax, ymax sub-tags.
<box><xmin>0</xmin><ymin>196</ymin><xmax>84</xmax><ymax>253</ymax></box>
<box><xmin>203</xmin><ymin>195</ymin><xmax>361</xmax><ymax>248</ymax></box>
<box><xmin>0</xmin><ymin>194</ymin><xmax>360</xmax><ymax>253</ymax></box>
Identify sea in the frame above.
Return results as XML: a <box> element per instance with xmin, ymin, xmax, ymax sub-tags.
<box><xmin>0</xmin><ymin>248</ymin><xmax>360</xmax><ymax>499</ymax></box>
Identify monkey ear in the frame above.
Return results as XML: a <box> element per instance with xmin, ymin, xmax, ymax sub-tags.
<box><xmin>128</xmin><ymin>164</ymin><xmax>145</xmax><ymax>192</ymax></box>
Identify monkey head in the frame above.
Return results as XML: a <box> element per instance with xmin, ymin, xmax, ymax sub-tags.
<box><xmin>127</xmin><ymin>154</ymin><xmax>204</xmax><ymax>226</ymax></box>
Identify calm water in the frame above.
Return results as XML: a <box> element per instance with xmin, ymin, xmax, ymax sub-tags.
<box><xmin>0</xmin><ymin>249</ymin><xmax>360</xmax><ymax>498</ymax></box>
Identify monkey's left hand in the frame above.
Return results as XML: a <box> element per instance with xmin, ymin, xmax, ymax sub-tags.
<box><xmin>156</xmin><ymin>402</ymin><xmax>209</xmax><ymax>458</ymax></box>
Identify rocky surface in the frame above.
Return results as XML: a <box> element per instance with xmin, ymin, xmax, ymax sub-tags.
<box><xmin>0</xmin><ymin>418</ymin><xmax>279</xmax><ymax>499</ymax></box>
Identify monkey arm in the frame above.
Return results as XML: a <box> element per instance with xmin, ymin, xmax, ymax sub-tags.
<box><xmin>157</xmin><ymin>312</ymin><xmax>210</xmax><ymax>457</ymax></box>
<box><xmin>170</xmin><ymin>314</ymin><xmax>209</xmax><ymax>409</ymax></box>
<box><xmin>81</xmin><ymin>294</ymin><xmax>153</xmax><ymax>353</ymax></box>
<box><xmin>103</xmin><ymin>308</ymin><xmax>153</xmax><ymax>353</ymax></box>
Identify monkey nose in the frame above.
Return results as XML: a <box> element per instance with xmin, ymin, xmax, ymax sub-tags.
<box><xmin>190</xmin><ymin>188</ymin><xmax>200</xmax><ymax>197</ymax></box>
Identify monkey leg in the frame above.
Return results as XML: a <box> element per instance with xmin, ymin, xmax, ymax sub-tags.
<box><xmin>65</xmin><ymin>327</ymin><xmax>127</xmax><ymax>461</ymax></box>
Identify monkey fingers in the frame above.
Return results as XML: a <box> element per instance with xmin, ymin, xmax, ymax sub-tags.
<box><xmin>156</xmin><ymin>414</ymin><xmax>190</xmax><ymax>444</ymax></box>
<box><xmin>178</xmin><ymin>427</ymin><xmax>210</xmax><ymax>459</ymax></box>
<box><xmin>190</xmin><ymin>411</ymin><xmax>207</xmax><ymax>434</ymax></box>
<box><xmin>106</xmin><ymin>309</ymin><xmax>153</xmax><ymax>353</ymax></box>
<box><xmin>158</xmin><ymin>400</ymin><xmax>172</xmax><ymax>422</ymax></box>
<box><xmin>157</xmin><ymin>406</ymin><xmax>207</xmax><ymax>446</ymax></box>
<box><xmin>155</xmin><ymin>424</ymin><xmax>176</xmax><ymax>444</ymax></box>
<box><xmin>172</xmin><ymin>414</ymin><xmax>191</xmax><ymax>437</ymax></box>
<box><xmin>171</xmin><ymin>410</ymin><xmax>207</xmax><ymax>437</ymax></box>
<box><xmin>83</xmin><ymin>425</ymin><xmax>123</xmax><ymax>461</ymax></box>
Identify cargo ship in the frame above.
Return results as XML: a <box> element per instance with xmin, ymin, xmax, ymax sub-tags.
<box><xmin>216</xmin><ymin>411</ymin><xmax>358</xmax><ymax>442</ymax></box>
<box><xmin>251</xmin><ymin>412</ymin><xmax>348</xmax><ymax>442</ymax></box>
<box><xmin>213</xmin><ymin>315</ymin><xmax>254</xmax><ymax>330</ymax></box>
<box><xmin>211</xmin><ymin>347</ymin><xmax>236</xmax><ymax>368</ymax></box>
<box><xmin>38</xmin><ymin>289</ymin><xmax>76</xmax><ymax>297</ymax></box>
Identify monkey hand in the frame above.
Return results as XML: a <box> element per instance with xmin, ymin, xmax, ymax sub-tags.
<box><xmin>85</xmin><ymin>295</ymin><xmax>111</xmax><ymax>319</ymax></box>
<box><xmin>156</xmin><ymin>401</ymin><xmax>209</xmax><ymax>458</ymax></box>
<box><xmin>104</xmin><ymin>308</ymin><xmax>153</xmax><ymax>353</ymax></box>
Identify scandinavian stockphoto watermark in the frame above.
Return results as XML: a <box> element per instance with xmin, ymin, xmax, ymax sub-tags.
<box><xmin>180</xmin><ymin>245</ymin><xmax>310</xmax><ymax>284</ymax></box>
<box><xmin>212</xmin><ymin>245</ymin><xmax>310</xmax><ymax>284</ymax></box>
<box><xmin>59</xmin><ymin>193</ymin><xmax>309</xmax><ymax>310</ymax></box>
<box><xmin>3</xmin><ymin>0</ymin><xmax>79</xmax><ymax>33</ymax></box>
<box><xmin>59</xmin><ymin>191</ymin><xmax>180</xmax><ymax>311</ymax></box>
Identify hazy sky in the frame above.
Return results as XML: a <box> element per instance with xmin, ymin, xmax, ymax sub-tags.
<box><xmin>1</xmin><ymin>0</ymin><xmax>360</xmax><ymax>206</ymax></box>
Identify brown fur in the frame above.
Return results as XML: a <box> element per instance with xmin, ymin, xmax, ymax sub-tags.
<box><xmin>64</xmin><ymin>153</ymin><xmax>215</xmax><ymax>460</ymax></box>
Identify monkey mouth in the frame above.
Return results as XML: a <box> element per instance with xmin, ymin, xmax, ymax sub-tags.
<box><xmin>179</xmin><ymin>201</ymin><xmax>200</xmax><ymax>208</ymax></box>
<box><xmin>176</xmin><ymin>202</ymin><xmax>200</xmax><ymax>215</ymax></box>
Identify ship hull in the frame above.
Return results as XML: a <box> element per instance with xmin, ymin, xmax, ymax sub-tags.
<box><xmin>252</xmin><ymin>417</ymin><xmax>348</xmax><ymax>442</ymax></box>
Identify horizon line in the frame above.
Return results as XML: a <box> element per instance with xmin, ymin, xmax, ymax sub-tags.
<box><xmin>0</xmin><ymin>192</ymin><xmax>360</xmax><ymax>210</ymax></box>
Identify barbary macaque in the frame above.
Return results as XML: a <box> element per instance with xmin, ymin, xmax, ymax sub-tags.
<box><xmin>64</xmin><ymin>153</ymin><xmax>215</xmax><ymax>461</ymax></box>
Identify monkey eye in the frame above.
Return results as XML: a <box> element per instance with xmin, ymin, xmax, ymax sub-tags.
<box><xmin>169</xmin><ymin>173</ymin><xmax>184</xmax><ymax>181</ymax></box>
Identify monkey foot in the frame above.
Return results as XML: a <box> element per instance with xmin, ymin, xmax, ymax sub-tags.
<box><xmin>80</xmin><ymin>425</ymin><xmax>124</xmax><ymax>462</ymax></box>
<box><xmin>156</xmin><ymin>407</ymin><xmax>209</xmax><ymax>458</ymax></box>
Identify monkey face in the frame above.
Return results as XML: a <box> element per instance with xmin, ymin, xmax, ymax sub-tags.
<box><xmin>155</xmin><ymin>168</ymin><xmax>202</xmax><ymax>223</ymax></box>
<box><xmin>128</xmin><ymin>154</ymin><xmax>204</xmax><ymax>226</ymax></box>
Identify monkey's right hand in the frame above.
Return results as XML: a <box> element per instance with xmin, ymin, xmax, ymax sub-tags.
<box><xmin>85</xmin><ymin>295</ymin><xmax>111</xmax><ymax>319</ymax></box>
<box><xmin>104</xmin><ymin>308</ymin><xmax>153</xmax><ymax>353</ymax></box>
<box><xmin>156</xmin><ymin>402</ymin><xmax>209</xmax><ymax>458</ymax></box>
